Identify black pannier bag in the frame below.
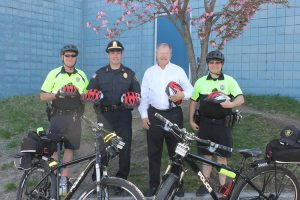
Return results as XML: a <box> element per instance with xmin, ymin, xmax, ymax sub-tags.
<box><xmin>20</xmin><ymin>130</ymin><xmax>56</xmax><ymax>157</ymax></box>
<box><xmin>265</xmin><ymin>125</ymin><xmax>300</xmax><ymax>163</ymax></box>
<box><xmin>266</xmin><ymin>139</ymin><xmax>300</xmax><ymax>162</ymax></box>
<box><xmin>14</xmin><ymin>153</ymin><xmax>32</xmax><ymax>170</ymax></box>
<box><xmin>16</xmin><ymin>129</ymin><xmax>56</xmax><ymax>170</ymax></box>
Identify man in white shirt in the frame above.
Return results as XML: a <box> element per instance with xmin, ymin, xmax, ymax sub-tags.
<box><xmin>138</xmin><ymin>43</ymin><xmax>193</xmax><ymax>197</ymax></box>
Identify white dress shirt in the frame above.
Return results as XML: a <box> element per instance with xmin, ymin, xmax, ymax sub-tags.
<box><xmin>138</xmin><ymin>62</ymin><xmax>193</xmax><ymax>119</ymax></box>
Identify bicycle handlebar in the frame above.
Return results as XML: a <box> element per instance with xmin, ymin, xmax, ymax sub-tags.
<box><xmin>81</xmin><ymin>115</ymin><xmax>125</xmax><ymax>151</ymax></box>
<box><xmin>154</xmin><ymin>113</ymin><xmax>233</xmax><ymax>153</ymax></box>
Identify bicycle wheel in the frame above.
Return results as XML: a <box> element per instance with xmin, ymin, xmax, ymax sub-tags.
<box><xmin>17</xmin><ymin>164</ymin><xmax>51</xmax><ymax>200</ymax></box>
<box><xmin>155</xmin><ymin>173</ymin><xmax>179</xmax><ymax>200</ymax></box>
<box><xmin>230</xmin><ymin>165</ymin><xmax>300</xmax><ymax>200</ymax></box>
<box><xmin>77</xmin><ymin>177</ymin><xmax>144</xmax><ymax>200</ymax></box>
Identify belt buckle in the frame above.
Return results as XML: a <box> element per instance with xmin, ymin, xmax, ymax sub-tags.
<box><xmin>112</xmin><ymin>105</ymin><xmax>118</xmax><ymax>109</ymax></box>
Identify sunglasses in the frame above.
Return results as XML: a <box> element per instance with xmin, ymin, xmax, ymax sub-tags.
<box><xmin>64</xmin><ymin>54</ymin><xmax>77</xmax><ymax>58</ymax></box>
<box><xmin>208</xmin><ymin>61</ymin><xmax>222</xmax><ymax>64</ymax></box>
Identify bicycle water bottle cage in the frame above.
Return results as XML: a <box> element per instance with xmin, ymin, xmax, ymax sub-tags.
<box><xmin>175</xmin><ymin>143</ymin><xmax>190</xmax><ymax>157</ymax></box>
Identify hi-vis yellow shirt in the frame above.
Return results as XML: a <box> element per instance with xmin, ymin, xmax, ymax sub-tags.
<box><xmin>191</xmin><ymin>74</ymin><xmax>243</xmax><ymax>101</ymax></box>
<box><xmin>41</xmin><ymin>66</ymin><xmax>88</xmax><ymax>94</ymax></box>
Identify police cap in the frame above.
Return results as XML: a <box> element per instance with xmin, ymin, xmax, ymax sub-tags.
<box><xmin>106</xmin><ymin>40</ymin><xmax>124</xmax><ymax>53</ymax></box>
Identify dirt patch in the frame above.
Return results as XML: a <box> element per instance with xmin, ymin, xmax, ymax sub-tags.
<box><xmin>241</xmin><ymin>105</ymin><xmax>300</xmax><ymax>129</ymax></box>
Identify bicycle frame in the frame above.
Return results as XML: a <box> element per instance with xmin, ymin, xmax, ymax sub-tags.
<box><xmin>24</xmin><ymin>120</ymin><xmax>120</xmax><ymax>200</ymax></box>
<box><xmin>155</xmin><ymin>112</ymin><xmax>271</xmax><ymax>200</ymax></box>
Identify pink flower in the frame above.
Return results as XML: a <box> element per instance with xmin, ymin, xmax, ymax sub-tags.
<box><xmin>240</xmin><ymin>0</ymin><xmax>246</xmax><ymax>5</ymax></box>
<box><xmin>126</xmin><ymin>10</ymin><xmax>132</xmax><ymax>16</ymax></box>
<box><xmin>133</xmin><ymin>4</ymin><xmax>139</xmax><ymax>11</ymax></box>
<box><xmin>210</xmin><ymin>40</ymin><xmax>217</xmax><ymax>47</ymax></box>
<box><xmin>102</xmin><ymin>20</ymin><xmax>108</xmax><ymax>27</ymax></box>
<box><xmin>146</xmin><ymin>3</ymin><xmax>153</xmax><ymax>10</ymax></box>
<box><xmin>172</xmin><ymin>0</ymin><xmax>178</xmax><ymax>8</ymax></box>
<box><xmin>93</xmin><ymin>26</ymin><xmax>100</xmax><ymax>34</ymax></box>
<box><xmin>171</xmin><ymin>8</ymin><xmax>179</xmax><ymax>14</ymax></box>
<box><xmin>121</xmin><ymin>15</ymin><xmax>125</xmax><ymax>22</ymax></box>
<box><xmin>204</xmin><ymin>12</ymin><xmax>213</xmax><ymax>17</ymax></box>
<box><xmin>122</xmin><ymin>3</ymin><xmax>127</xmax><ymax>9</ymax></box>
<box><xmin>96</xmin><ymin>11</ymin><xmax>106</xmax><ymax>20</ymax></box>
<box><xmin>186</xmin><ymin>7</ymin><xmax>192</xmax><ymax>13</ymax></box>
<box><xmin>219</xmin><ymin>25</ymin><xmax>227</xmax><ymax>31</ymax></box>
<box><xmin>86</xmin><ymin>21</ymin><xmax>92</xmax><ymax>28</ymax></box>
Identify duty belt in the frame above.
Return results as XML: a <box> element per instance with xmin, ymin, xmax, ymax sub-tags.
<box><xmin>149</xmin><ymin>105</ymin><xmax>179</xmax><ymax>112</ymax></box>
<box><xmin>201</xmin><ymin>116</ymin><xmax>225</xmax><ymax>125</ymax></box>
<box><xmin>99</xmin><ymin>104</ymin><xmax>125</xmax><ymax>112</ymax></box>
<box><xmin>55</xmin><ymin>109</ymin><xmax>78</xmax><ymax>115</ymax></box>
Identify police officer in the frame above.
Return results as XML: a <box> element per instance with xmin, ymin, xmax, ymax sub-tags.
<box><xmin>40</xmin><ymin>44</ymin><xmax>88</xmax><ymax>193</ymax></box>
<box><xmin>87</xmin><ymin>40</ymin><xmax>141</xmax><ymax>181</ymax></box>
<box><xmin>189</xmin><ymin>50</ymin><xmax>244</xmax><ymax>197</ymax></box>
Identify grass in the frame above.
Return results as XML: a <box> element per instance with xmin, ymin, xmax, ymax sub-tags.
<box><xmin>0</xmin><ymin>161</ymin><xmax>14</xmax><ymax>171</ymax></box>
<box><xmin>246</xmin><ymin>95</ymin><xmax>300</xmax><ymax>118</ymax></box>
<box><xmin>4</xmin><ymin>183</ymin><xmax>17</xmax><ymax>192</ymax></box>
<box><xmin>0</xmin><ymin>95</ymin><xmax>299</xmax><ymax>194</ymax></box>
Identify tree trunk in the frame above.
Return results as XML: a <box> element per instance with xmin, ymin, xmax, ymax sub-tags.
<box><xmin>181</xmin><ymin>22</ymin><xmax>197</xmax><ymax>84</ymax></box>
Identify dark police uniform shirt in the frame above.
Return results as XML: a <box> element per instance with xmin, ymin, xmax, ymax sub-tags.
<box><xmin>88</xmin><ymin>64</ymin><xmax>140</xmax><ymax>107</ymax></box>
<box><xmin>191</xmin><ymin>73</ymin><xmax>243</xmax><ymax>119</ymax></box>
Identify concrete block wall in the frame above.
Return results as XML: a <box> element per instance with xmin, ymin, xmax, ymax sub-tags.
<box><xmin>0</xmin><ymin>0</ymin><xmax>299</xmax><ymax>101</ymax></box>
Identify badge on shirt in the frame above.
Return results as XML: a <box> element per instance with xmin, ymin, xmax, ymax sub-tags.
<box><xmin>123</xmin><ymin>72</ymin><xmax>128</xmax><ymax>79</ymax></box>
<box><xmin>76</xmin><ymin>77</ymin><xmax>81</xmax><ymax>82</ymax></box>
<box><xmin>92</xmin><ymin>73</ymin><xmax>97</xmax><ymax>79</ymax></box>
<box><xmin>220</xmin><ymin>84</ymin><xmax>225</xmax><ymax>91</ymax></box>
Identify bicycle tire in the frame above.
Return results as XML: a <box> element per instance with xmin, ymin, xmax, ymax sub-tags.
<box><xmin>155</xmin><ymin>173</ymin><xmax>179</xmax><ymax>200</ymax></box>
<box><xmin>17</xmin><ymin>163</ymin><xmax>52</xmax><ymax>200</ymax></box>
<box><xmin>77</xmin><ymin>176</ymin><xmax>144</xmax><ymax>200</ymax></box>
<box><xmin>230</xmin><ymin>165</ymin><xmax>300</xmax><ymax>200</ymax></box>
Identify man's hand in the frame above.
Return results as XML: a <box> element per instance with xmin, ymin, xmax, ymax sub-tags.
<box><xmin>142</xmin><ymin>118</ymin><xmax>151</xmax><ymax>130</ymax></box>
<box><xmin>169</xmin><ymin>88</ymin><xmax>184</xmax><ymax>103</ymax></box>
<box><xmin>190</xmin><ymin>121</ymin><xmax>199</xmax><ymax>131</ymax></box>
<box><xmin>220</xmin><ymin>98</ymin><xmax>233</xmax><ymax>108</ymax></box>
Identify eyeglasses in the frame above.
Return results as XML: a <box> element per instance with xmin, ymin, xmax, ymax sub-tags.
<box><xmin>64</xmin><ymin>54</ymin><xmax>77</xmax><ymax>58</ymax></box>
<box><xmin>208</xmin><ymin>61</ymin><xmax>222</xmax><ymax>65</ymax></box>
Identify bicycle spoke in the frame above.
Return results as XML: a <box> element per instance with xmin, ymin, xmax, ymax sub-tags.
<box><xmin>233</xmin><ymin>167</ymin><xmax>299</xmax><ymax>200</ymax></box>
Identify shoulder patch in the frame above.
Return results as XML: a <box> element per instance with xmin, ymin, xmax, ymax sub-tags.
<box><xmin>92</xmin><ymin>73</ymin><xmax>97</xmax><ymax>79</ymax></box>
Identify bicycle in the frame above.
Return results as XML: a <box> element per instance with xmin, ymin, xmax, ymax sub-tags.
<box><xmin>153</xmin><ymin>113</ymin><xmax>300</xmax><ymax>200</ymax></box>
<box><xmin>15</xmin><ymin>115</ymin><xmax>144</xmax><ymax>200</ymax></box>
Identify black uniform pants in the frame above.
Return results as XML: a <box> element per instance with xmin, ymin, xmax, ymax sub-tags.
<box><xmin>147</xmin><ymin>106</ymin><xmax>183</xmax><ymax>188</ymax></box>
<box><xmin>97</xmin><ymin>109</ymin><xmax>132</xmax><ymax>180</ymax></box>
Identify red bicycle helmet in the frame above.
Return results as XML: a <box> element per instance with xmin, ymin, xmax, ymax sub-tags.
<box><xmin>85</xmin><ymin>89</ymin><xmax>102</xmax><ymax>102</ymax></box>
<box><xmin>205</xmin><ymin>91</ymin><xmax>228</xmax><ymax>103</ymax></box>
<box><xmin>121</xmin><ymin>92</ymin><xmax>141</xmax><ymax>108</ymax></box>
<box><xmin>165</xmin><ymin>81</ymin><xmax>183</xmax><ymax>105</ymax></box>
<box><xmin>60</xmin><ymin>84</ymin><xmax>78</xmax><ymax>96</ymax></box>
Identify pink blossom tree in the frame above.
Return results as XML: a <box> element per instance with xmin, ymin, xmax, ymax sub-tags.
<box><xmin>88</xmin><ymin>0</ymin><xmax>288</xmax><ymax>83</ymax></box>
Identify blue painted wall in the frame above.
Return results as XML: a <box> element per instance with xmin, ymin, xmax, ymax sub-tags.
<box><xmin>0</xmin><ymin>0</ymin><xmax>299</xmax><ymax>101</ymax></box>
<box><xmin>0</xmin><ymin>0</ymin><xmax>83</xmax><ymax>97</ymax></box>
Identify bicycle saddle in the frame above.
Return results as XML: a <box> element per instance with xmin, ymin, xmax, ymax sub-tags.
<box><xmin>238</xmin><ymin>148</ymin><xmax>262</xmax><ymax>158</ymax></box>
